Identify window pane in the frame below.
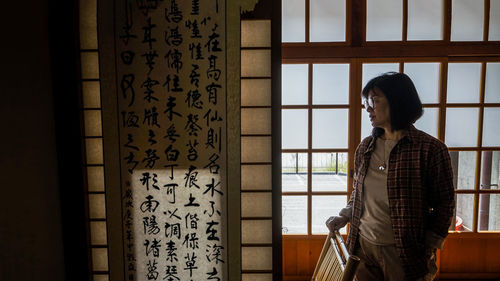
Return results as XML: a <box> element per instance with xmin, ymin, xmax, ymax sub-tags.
<box><xmin>361</xmin><ymin>110</ymin><xmax>373</xmax><ymax>140</ymax></box>
<box><xmin>282</xmin><ymin>0</ymin><xmax>305</xmax><ymax>42</ymax></box>
<box><xmin>451</xmin><ymin>0</ymin><xmax>484</xmax><ymax>41</ymax></box>
<box><xmin>480</xmin><ymin>151</ymin><xmax>500</xmax><ymax>190</ymax></box>
<box><xmin>456</xmin><ymin>194</ymin><xmax>474</xmax><ymax>232</ymax></box>
<box><xmin>282</xmin><ymin>64</ymin><xmax>308</xmax><ymax>105</ymax></box>
<box><xmin>479</xmin><ymin>194</ymin><xmax>500</xmax><ymax>231</ymax></box>
<box><xmin>312</xmin><ymin>153</ymin><xmax>348</xmax><ymax>191</ymax></box>
<box><xmin>404</xmin><ymin>63</ymin><xmax>440</xmax><ymax>104</ymax></box>
<box><xmin>312</xmin><ymin>109</ymin><xmax>348</xmax><ymax>148</ymax></box>
<box><xmin>483</xmin><ymin>108</ymin><xmax>500</xmax><ymax>146</ymax></box>
<box><xmin>485</xmin><ymin>63</ymin><xmax>500</xmax><ymax>103</ymax></box>
<box><xmin>490</xmin><ymin>0</ymin><xmax>500</xmax><ymax>41</ymax></box>
<box><xmin>282</xmin><ymin>153</ymin><xmax>308</xmax><ymax>192</ymax></box>
<box><xmin>447</xmin><ymin>63</ymin><xmax>481</xmax><ymax>103</ymax></box>
<box><xmin>362</xmin><ymin>63</ymin><xmax>399</xmax><ymax>89</ymax></box>
<box><xmin>282</xmin><ymin>109</ymin><xmax>308</xmax><ymax>149</ymax></box>
<box><xmin>414</xmin><ymin>107</ymin><xmax>438</xmax><ymax>138</ymax></box>
<box><xmin>310</xmin><ymin>0</ymin><xmax>345</xmax><ymax>42</ymax></box>
<box><xmin>366</xmin><ymin>0</ymin><xmax>402</xmax><ymax>41</ymax></box>
<box><xmin>445</xmin><ymin>108</ymin><xmax>479</xmax><ymax>147</ymax></box>
<box><xmin>449</xmin><ymin>151</ymin><xmax>477</xmax><ymax>190</ymax></box>
<box><xmin>313</xmin><ymin>64</ymin><xmax>350</xmax><ymax>105</ymax></box>
<box><xmin>408</xmin><ymin>0</ymin><xmax>443</xmax><ymax>40</ymax></box>
<box><xmin>312</xmin><ymin>196</ymin><xmax>348</xmax><ymax>234</ymax></box>
<box><xmin>282</xmin><ymin>196</ymin><xmax>307</xmax><ymax>234</ymax></box>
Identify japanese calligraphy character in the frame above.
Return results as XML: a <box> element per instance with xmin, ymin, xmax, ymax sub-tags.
<box><xmin>203</xmin><ymin>177</ymin><xmax>223</xmax><ymax>197</ymax></box>
<box><xmin>205</xmin><ymin>24</ymin><xmax>221</xmax><ymax>52</ymax></box>
<box><xmin>164</xmin><ymin>0</ymin><xmax>182</xmax><ymax>23</ymax></box>
<box><xmin>140</xmin><ymin>195</ymin><xmax>160</xmax><ymax>213</ymax></box>
<box><xmin>188</xmin><ymin>43</ymin><xmax>203</xmax><ymax>60</ymax></box>
<box><xmin>143</xmin><ymin>215</ymin><xmax>161</xmax><ymax>235</ymax></box>
<box><xmin>144</xmin><ymin>238</ymin><xmax>161</xmax><ymax>257</ymax></box>
<box><xmin>121</xmin><ymin>111</ymin><xmax>140</xmax><ymax>128</ymax></box>
<box><xmin>185</xmin><ymin>114</ymin><xmax>202</xmax><ymax>136</ymax></box>
<box><xmin>204</xmin><ymin>153</ymin><xmax>220</xmax><ymax>174</ymax></box>
<box><xmin>183</xmin><ymin>165</ymin><xmax>200</xmax><ymax>188</ymax></box>
<box><xmin>165</xmin><ymin>222</ymin><xmax>181</xmax><ymax>239</ymax></box>
<box><xmin>148</xmin><ymin>129</ymin><xmax>157</xmax><ymax>145</ymax></box>
<box><xmin>164</xmin><ymin>26</ymin><xmax>183</xmax><ymax>46</ymax></box>
<box><xmin>163</xmin><ymin>74</ymin><xmax>183</xmax><ymax>93</ymax></box>
<box><xmin>140</xmin><ymin>172</ymin><xmax>160</xmax><ymax>191</ymax></box>
<box><xmin>165</xmin><ymin>240</ymin><xmax>178</xmax><ymax>262</ymax></box>
<box><xmin>164</xmin><ymin>264</ymin><xmax>180</xmax><ymax>281</ymax></box>
<box><xmin>191</xmin><ymin>0</ymin><xmax>199</xmax><ymax>15</ymax></box>
<box><xmin>125</xmin><ymin>133</ymin><xmax>139</xmax><ymax>151</ymax></box>
<box><xmin>142</xmin><ymin>50</ymin><xmax>158</xmax><ymax>74</ymax></box>
<box><xmin>164</xmin><ymin>124</ymin><xmax>180</xmax><ymax>143</ymax></box>
<box><xmin>206</xmin><ymin>267</ymin><xmax>220</xmax><ymax>281</ymax></box>
<box><xmin>182</xmin><ymin>233</ymin><xmax>199</xmax><ymax>250</ymax></box>
<box><xmin>121</xmin><ymin>50</ymin><xmax>135</xmax><ymax>65</ymax></box>
<box><xmin>121</xmin><ymin>74</ymin><xmax>136</xmax><ymax>107</ymax></box>
<box><xmin>142</xmin><ymin>17</ymin><xmax>157</xmax><ymax>50</ymax></box>
<box><xmin>185</xmin><ymin>89</ymin><xmax>203</xmax><ymax>109</ymax></box>
<box><xmin>143</xmin><ymin>107</ymin><xmax>160</xmax><ymax>128</ymax></box>
<box><xmin>206</xmin><ymin>220</ymin><xmax>220</xmax><ymax>241</ymax></box>
<box><xmin>136</xmin><ymin>0</ymin><xmax>160</xmax><ymax>16</ymax></box>
<box><xmin>145</xmin><ymin>259</ymin><xmax>159</xmax><ymax>280</ymax></box>
<box><xmin>186</xmin><ymin>139</ymin><xmax>198</xmax><ymax>161</ymax></box>
<box><xmin>165</xmin><ymin>49</ymin><xmax>183</xmax><ymax>73</ymax></box>
<box><xmin>184</xmin><ymin>193</ymin><xmax>200</xmax><ymax>207</ymax></box>
<box><xmin>119</xmin><ymin>2</ymin><xmax>137</xmax><ymax>45</ymax></box>
<box><xmin>207</xmin><ymin>55</ymin><xmax>221</xmax><ymax>81</ymax></box>
<box><xmin>124</xmin><ymin>151</ymin><xmax>139</xmax><ymax>174</ymax></box>
<box><xmin>189</xmin><ymin>64</ymin><xmax>200</xmax><ymax>87</ymax></box>
<box><xmin>185</xmin><ymin>20</ymin><xmax>201</xmax><ymax>38</ymax></box>
<box><xmin>184</xmin><ymin>252</ymin><xmax>198</xmax><ymax>277</ymax></box>
<box><xmin>164</xmin><ymin>96</ymin><xmax>182</xmax><ymax>121</ymax></box>
<box><xmin>164</xmin><ymin>144</ymin><xmax>180</xmax><ymax>161</ymax></box>
<box><xmin>206</xmin><ymin>244</ymin><xmax>224</xmax><ymax>264</ymax></box>
<box><xmin>185</xmin><ymin>213</ymin><xmax>199</xmax><ymax>229</ymax></box>
<box><xmin>206</xmin><ymin>82</ymin><xmax>221</xmax><ymax>105</ymax></box>
<box><xmin>163</xmin><ymin>183</ymin><xmax>177</xmax><ymax>204</ymax></box>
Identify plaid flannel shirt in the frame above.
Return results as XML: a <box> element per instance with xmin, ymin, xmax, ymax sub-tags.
<box><xmin>345</xmin><ymin>126</ymin><xmax>455</xmax><ymax>280</ymax></box>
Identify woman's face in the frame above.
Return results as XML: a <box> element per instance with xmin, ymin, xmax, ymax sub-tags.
<box><xmin>365</xmin><ymin>88</ymin><xmax>391</xmax><ymax>130</ymax></box>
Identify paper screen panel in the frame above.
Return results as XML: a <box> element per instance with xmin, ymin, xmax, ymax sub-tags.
<box><xmin>88</xmin><ymin>194</ymin><xmax>106</xmax><ymax>219</ymax></box>
<box><xmin>312</xmin><ymin>109</ymin><xmax>348</xmax><ymax>149</ymax></box>
<box><xmin>92</xmin><ymin>248</ymin><xmax>109</xmax><ymax>271</ymax></box>
<box><xmin>241</xmin><ymin>192</ymin><xmax>272</xmax><ymax>217</ymax></box>
<box><xmin>241</xmin><ymin>220</ymin><xmax>273</xmax><ymax>244</ymax></box>
<box><xmin>241</xmin><ymin>247</ymin><xmax>273</xmax><ymax>270</ymax></box>
<box><xmin>404</xmin><ymin>63</ymin><xmax>440</xmax><ymax>104</ymax></box>
<box><xmin>241</xmin><ymin>136</ymin><xmax>272</xmax><ymax>163</ymax></box>
<box><xmin>81</xmin><ymin>52</ymin><xmax>100</xmax><ymax>79</ymax></box>
<box><xmin>84</xmin><ymin>110</ymin><xmax>102</xmax><ymax>137</ymax></box>
<box><xmin>241</xmin><ymin>79</ymin><xmax>271</xmax><ymax>106</ymax></box>
<box><xmin>447</xmin><ymin>63</ymin><xmax>481</xmax><ymax>103</ymax></box>
<box><xmin>85</xmin><ymin>138</ymin><xmax>104</xmax><ymax>164</ymax></box>
<box><xmin>282</xmin><ymin>109</ymin><xmax>308</xmax><ymax>149</ymax></box>
<box><xmin>87</xmin><ymin>166</ymin><xmax>105</xmax><ymax>192</ymax></box>
<box><xmin>241</xmin><ymin>20</ymin><xmax>271</xmax><ymax>47</ymax></box>
<box><xmin>90</xmin><ymin>221</ymin><xmax>108</xmax><ymax>245</ymax></box>
<box><xmin>82</xmin><ymin>81</ymin><xmax>101</xmax><ymax>108</ymax></box>
<box><xmin>485</xmin><ymin>63</ymin><xmax>500</xmax><ymax>103</ymax></box>
<box><xmin>241</xmin><ymin>108</ymin><xmax>272</xmax><ymax>135</ymax></box>
<box><xmin>241</xmin><ymin>50</ymin><xmax>271</xmax><ymax>77</ymax></box>
<box><xmin>241</xmin><ymin>165</ymin><xmax>272</xmax><ymax>190</ymax></box>
<box><xmin>490</xmin><ymin>0</ymin><xmax>500</xmax><ymax>40</ymax></box>
<box><xmin>242</xmin><ymin>273</ymin><xmax>273</xmax><ymax>281</ymax></box>
<box><xmin>482</xmin><ymin>108</ymin><xmax>500</xmax><ymax>147</ymax></box>
<box><xmin>80</xmin><ymin>0</ymin><xmax>98</xmax><ymax>49</ymax></box>
<box><xmin>93</xmin><ymin>275</ymin><xmax>109</xmax><ymax>281</ymax></box>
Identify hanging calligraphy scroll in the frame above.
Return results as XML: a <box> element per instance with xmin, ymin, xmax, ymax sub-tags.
<box><xmin>114</xmin><ymin>0</ymin><xmax>226</xmax><ymax>280</ymax></box>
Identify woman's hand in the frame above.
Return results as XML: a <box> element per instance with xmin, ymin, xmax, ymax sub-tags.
<box><xmin>325</xmin><ymin>216</ymin><xmax>349</xmax><ymax>232</ymax></box>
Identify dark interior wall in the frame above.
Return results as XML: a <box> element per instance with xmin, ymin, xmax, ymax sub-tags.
<box><xmin>0</xmin><ymin>0</ymin><xmax>66</xmax><ymax>280</ymax></box>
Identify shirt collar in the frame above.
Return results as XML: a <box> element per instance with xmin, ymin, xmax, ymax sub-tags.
<box><xmin>365</xmin><ymin>125</ymin><xmax>416</xmax><ymax>154</ymax></box>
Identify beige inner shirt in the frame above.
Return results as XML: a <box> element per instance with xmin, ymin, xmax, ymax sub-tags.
<box><xmin>359</xmin><ymin>138</ymin><xmax>398</xmax><ymax>245</ymax></box>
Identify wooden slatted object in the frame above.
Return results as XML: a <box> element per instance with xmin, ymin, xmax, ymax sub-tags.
<box><xmin>312</xmin><ymin>231</ymin><xmax>360</xmax><ymax>281</ymax></box>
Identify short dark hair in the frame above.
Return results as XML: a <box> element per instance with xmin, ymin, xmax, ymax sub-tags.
<box><xmin>362</xmin><ymin>72</ymin><xmax>423</xmax><ymax>133</ymax></box>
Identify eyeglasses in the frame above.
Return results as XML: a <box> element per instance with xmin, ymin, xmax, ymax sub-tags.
<box><xmin>363</xmin><ymin>97</ymin><xmax>375</xmax><ymax>109</ymax></box>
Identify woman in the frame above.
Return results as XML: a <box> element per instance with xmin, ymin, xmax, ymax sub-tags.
<box><xmin>326</xmin><ymin>72</ymin><xmax>455</xmax><ymax>281</ymax></box>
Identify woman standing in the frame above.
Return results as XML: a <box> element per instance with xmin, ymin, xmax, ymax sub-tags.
<box><xmin>326</xmin><ymin>72</ymin><xmax>455</xmax><ymax>281</ymax></box>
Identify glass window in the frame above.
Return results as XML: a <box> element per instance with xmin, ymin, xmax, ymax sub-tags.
<box><xmin>485</xmin><ymin>63</ymin><xmax>500</xmax><ymax>103</ymax></box>
<box><xmin>447</xmin><ymin>63</ymin><xmax>481</xmax><ymax>103</ymax></box>
<box><xmin>451</xmin><ymin>0</ymin><xmax>484</xmax><ymax>41</ymax></box>
<box><xmin>282</xmin><ymin>153</ymin><xmax>308</xmax><ymax>192</ymax></box>
<box><xmin>483</xmin><ymin>108</ymin><xmax>500</xmax><ymax>147</ymax></box>
<box><xmin>312</xmin><ymin>109</ymin><xmax>348</xmax><ymax>149</ymax></box>
<box><xmin>311</xmin><ymin>196</ymin><xmax>347</xmax><ymax>234</ymax></box>
<box><xmin>404</xmin><ymin>63</ymin><xmax>440</xmax><ymax>104</ymax></box>
<box><xmin>313</xmin><ymin>64</ymin><xmax>350</xmax><ymax>105</ymax></box>
<box><xmin>414</xmin><ymin>107</ymin><xmax>438</xmax><ymax>138</ymax></box>
<box><xmin>407</xmin><ymin>0</ymin><xmax>443</xmax><ymax>40</ymax></box>
<box><xmin>490</xmin><ymin>0</ymin><xmax>500</xmax><ymax>41</ymax></box>
<box><xmin>480</xmin><ymin>151</ymin><xmax>500</xmax><ymax>191</ymax></box>
<box><xmin>282</xmin><ymin>109</ymin><xmax>308</xmax><ymax>149</ymax></box>
<box><xmin>449</xmin><ymin>151</ymin><xmax>477</xmax><ymax>190</ymax></box>
<box><xmin>478</xmin><ymin>194</ymin><xmax>500</xmax><ymax>231</ymax></box>
<box><xmin>445</xmin><ymin>108</ymin><xmax>479</xmax><ymax>147</ymax></box>
<box><xmin>282</xmin><ymin>0</ymin><xmax>305</xmax><ymax>42</ymax></box>
<box><xmin>455</xmin><ymin>194</ymin><xmax>474</xmax><ymax>232</ymax></box>
<box><xmin>312</xmin><ymin>153</ymin><xmax>348</xmax><ymax>192</ymax></box>
<box><xmin>362</xmin><ymin>63</ymin><xmax>399</xmax><ymax>89</ymax></box>
<box><xmin>282</xmin><ymin>64</ymin><xmax>308</xmax><ymax>105</ymax></box>
<box><xmin>366</xmin><ymin>0</ymin><xmax>402</xmax><ymax>41</ymax></box>
<box><xmin>282</xmin><ymin>196</ymin><xmax>307</xmax><ymax>234</ymax></box>
<box><xmin>310</xmin><ymin>0</ymin><xmax>345</xmax><ymax>42</ymax></box>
